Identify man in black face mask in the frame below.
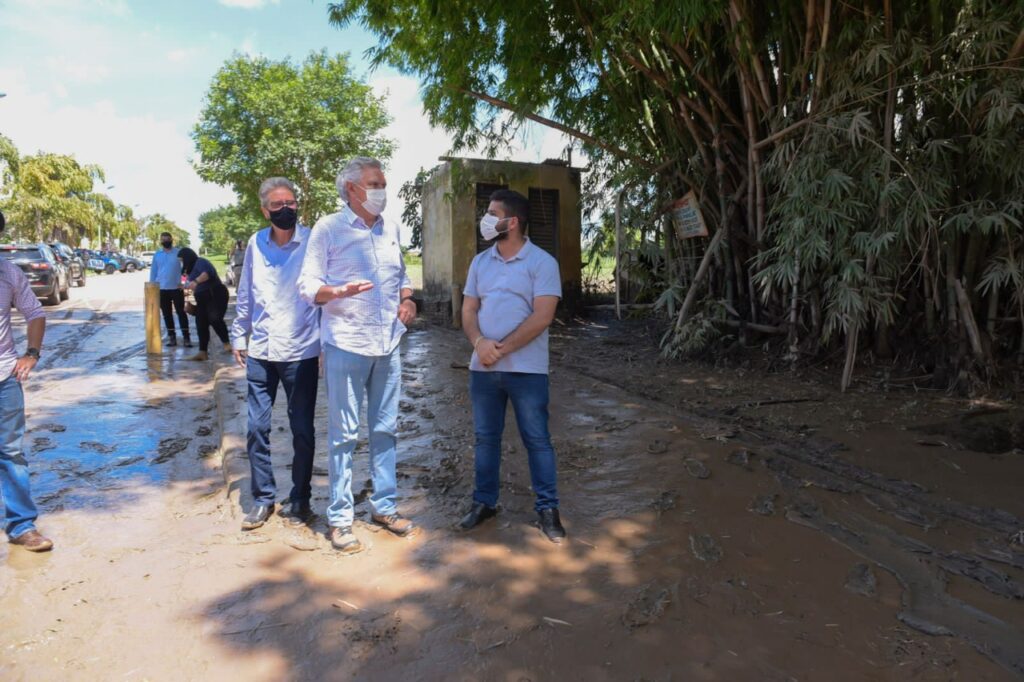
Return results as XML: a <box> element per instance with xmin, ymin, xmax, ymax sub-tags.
<box><xmin>148</xmin><ymin>231</ymin><xmax>191</xmax><ymax>347</ymax></box>
<box><xmin>230</xmin><ymin>177</ymin><xmax>321</xmax><ymax>530</ymax></box>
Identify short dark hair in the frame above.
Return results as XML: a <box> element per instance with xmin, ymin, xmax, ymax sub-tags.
<box><xmin>160</xmin><ymin>231</ymin><xmax>172</xmax><ymax>239</ymax></box>
<box><xmin>490</xmin><ymin>189</ymin><xmax>529</xmax><ymax>231</ymax></box>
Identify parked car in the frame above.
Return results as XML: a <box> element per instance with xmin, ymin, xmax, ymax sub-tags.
<box><xmin>75</xmin><ymin>248</ymin><xmax>106</xmax><ymax>274</ymax></box>
<box><xmin>0</xmin><ymin>243</ymin><xmax>70</xmax><ymax>305</ymax></box>
<box><xmin>96</xmin><ymin>251</ymin><xmax>123</xmax><ymax>274</ymax></box>
<box><xmin>140</xmin><ymin>251</ymin><xmax>155</xmax><ymax>267</ymax></box>
<box><xmin>117</xmin><ymin>253</ymin><xmax>146</xmax><ymax>272</ymax></box>
<box><xmin>49</xmin><ymin>241</ymin><xmax>87</xmax><ymax>287</ymax></box>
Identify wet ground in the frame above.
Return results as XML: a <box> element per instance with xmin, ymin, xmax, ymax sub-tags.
<box><xmin>1</xmin><ymin>282</ymin><xmax>1022</xmax><ymax>680</ymax></box>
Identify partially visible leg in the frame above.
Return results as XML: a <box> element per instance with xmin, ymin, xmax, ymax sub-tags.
<box><xmin>209</xmin><ymin>285</ymin><xmax>231</xmax><ymax>345</ymax></box>
<box><xmin>193</xmin><ymin>290</ymin><xmax>212</xmax><ymax>353</ymax></box>
<box><xmin>0</xmin><ymin>377</ymin><xmax>39</xmax><ymax>540</ymax></box>
<box><xmin>365</xmin><ymin>349</ymin><xmax>402</xmax><ymax>519</ymax></box>
<box><xmin>469</xmin><ymin>371</ymin><xmax>508</xmax><ymax>509</ymax></box>
<box><xmin>245</xmin><ymin>358</ymin><xmax>280</xmax><ymax>507</ymax></box>
<box><xmin>507</xmin><ymin>373</ymin><xmax>559</xmax><ymax>511</ymax></box>
<box><xmin>280</xmin><ymin>356</ymin><xmax>319</xmax><ymax>505</ymax></box>
<box><xmin>323</xmin><ymin>345</ymin><xmax>369</xmax><ymax>531</ymax></box>
<box><xmin>171</xmin><ymin>289</ymin><xmax>190</xmax><ymax>342</ymax></box>
<box><xmin>158</xmin><ymin>290</ymin><xmax>176</xmax><ymax>338</ymax></box>
<box><xmin>507</xmin><ymin>372</ymin><xmax>564</xmax><ymax>542</ymax></box>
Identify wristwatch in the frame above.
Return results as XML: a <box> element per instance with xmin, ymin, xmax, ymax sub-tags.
<box><xmin>25</xmin><ymin>347</ymin><xmax>40</xmax><ymax>359</ymax></box>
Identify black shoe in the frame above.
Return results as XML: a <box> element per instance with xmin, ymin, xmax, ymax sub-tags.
<box><xmin>166</xmin><ymin>335</ymin><xmax>177</xmax><ymax>347</ymax></box>
<box><xmin>284</xmin><ymin>500</ymin><xmax>312</xmax><ymax>527</ymax></box>
<box><xmin>241</xmin><ymin>504</ymin><xmax>274</xmax><ymax>530</ymax></box>
<box><xmin>537</xmin><ymin>508</ymin><xmax>566</xmax><ymax>544</ymax></box>
<box><xmin>459</xmin><ymin>501</ymin><xmax>497</xmax><ymax>530</ymax></box>
<box><xmin>182</xmin><ymin>336</ymin><xmax>193</xmax><ymax>348</ymax></box>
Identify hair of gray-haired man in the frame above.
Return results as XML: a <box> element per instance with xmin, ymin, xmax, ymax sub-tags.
<box><xmin>258</xmin><ymin>177</ymin><xmax>298</xmax><ymax>207</ymax></box>
<box><xmin>335</xmin><ymin>157</ymin><xmax>383</xmax><ymax>204</ymax></box>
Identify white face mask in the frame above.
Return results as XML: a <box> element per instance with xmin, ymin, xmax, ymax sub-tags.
<box><xmin>479</xmin><ymin>214</ymin><xmax>508</xmax><ymax>241</ymax></box>
<box><xmin>358</xmin><ymin>187</ymin><xmax>387</xmax><ymax>216</ymax></box>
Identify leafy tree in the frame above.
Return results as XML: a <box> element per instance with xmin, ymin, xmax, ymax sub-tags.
<box><xmin>1</xmin><ymin>152</ymin><xmax>102</xmax><ymax>243</ymax></box>
<box><xmin>331</xmin><ymin>0</ymin><xmax>1024</xmax><ymax>390</ymax></box>
<box><xmin>199</xmin><ymin>203</ymin><xmax>264</xmax><ymax>256</ymax></box>
<box><xmin>192</xmin><ymin>50</ymin><xmax>394</xmax><ymax>226</ymax></box>
<box><xmin>142</xmin><ymin>213</ymin><xmax>190</xmax><ymax>250</ymax></box>
<box><xmin>398</xmin><ymin>166</ymin><xmax>433</xmax><ymax>250</ymax></box>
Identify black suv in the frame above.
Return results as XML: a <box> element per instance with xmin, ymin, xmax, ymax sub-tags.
<box><xmin>0</xmin><ymin>243</ymin><xmax>70</xmax><ymax>305</ymax></box>
<box><xmin>49</xmin><ymin>241</ymin><xmax>87</xmax><ymax>287</ymax></box>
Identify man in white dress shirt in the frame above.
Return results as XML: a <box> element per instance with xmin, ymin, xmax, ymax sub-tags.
<box><xmin>299</xmin><ymin>157</ymin><xmax>417</xmax><ymax>554</ymax></box>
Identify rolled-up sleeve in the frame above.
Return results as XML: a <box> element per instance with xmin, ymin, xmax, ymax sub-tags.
<box><xmin>298</xmin><ymin>220</ymin><xmax>329</xmax><ymax>305</ymax></box>
<box><xmin>229</xmin><ymin>240</ymin><xmax>255</xmax><ymax>350</ymax></box>
<box><xmin>398</xmin><ymin>227</ymin><xmax>412</xmax><ymax>291</ymax></box>
<box><xmin>12</xmin><ymin>268</ymin><xmax>45</xmax><ymax>323</ymax></box>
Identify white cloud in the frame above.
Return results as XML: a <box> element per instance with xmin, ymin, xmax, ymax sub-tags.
<box><xmin>0</xmin><ymin>68</ymin><xmax>234</xmax><ymax>246</ymax></box>
<box><xmin>45</xmin><ymin>55</ymin><xmax>111</xmax><ymax>85</ymax></box>
<box><xmin>218</xmin><ymin>0</ymin><xmax>279</xmax><ymax>8</ymax></box>
<box><xmin>166</xmin><ymin>48</ymin><xmax>193</xmax><ymax>63</ymax></box>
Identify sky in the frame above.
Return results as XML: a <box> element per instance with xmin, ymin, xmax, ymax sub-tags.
<box><xmin>0</xmin><ymin>0</ymin><xmax>573</xmax><ymax>247</ymax></box>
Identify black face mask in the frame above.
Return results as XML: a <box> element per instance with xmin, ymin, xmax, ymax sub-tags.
<box><xmin>160</xmin><ymin>239</ymin><xmax>172</xmax><ymax>248</ymax></box>
<box><xmin>269</xmin><ymin>206</ymin><xmax>298</xmax><ymax>231</ymax></box>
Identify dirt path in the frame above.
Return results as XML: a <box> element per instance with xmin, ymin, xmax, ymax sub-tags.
<box><xmin>2</xmin><ymin>292</ymin><xmax>1022</xmax><ymax>680</ymax></box>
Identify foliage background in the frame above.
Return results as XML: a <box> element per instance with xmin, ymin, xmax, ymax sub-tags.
<box><xmin>332</xmin><ymin>0</ymin><xmax>1024</xmax><ymax>389</ymax></box>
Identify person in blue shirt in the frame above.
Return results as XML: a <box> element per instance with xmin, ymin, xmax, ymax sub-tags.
<box><xmin>148</xmin><ymin>232</ymin><xmax>192</xmax><ymax>347</ymax></box>
<box><xmin>460</xmin><ymin>189</ymin><xmax>567</xmax><ymax>543</ymax></box>
<box><xmin>229</xmin><ymin>177</ymin><xmax>320</xmax><ymax>531</ymax></box>
<box><xmin>178</xmin><ymin>247</ymin><xmax>230</xmax><ymax>361</ymax></box>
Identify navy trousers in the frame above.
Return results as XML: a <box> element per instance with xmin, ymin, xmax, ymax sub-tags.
<box><xmin>246</xmin><ymin>356</ymin><xmax>318</xmax><ymax>505</ymax></box>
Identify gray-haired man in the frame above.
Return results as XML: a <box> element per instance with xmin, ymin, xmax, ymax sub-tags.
<box><xmin>299</xmin><ymin>157</ymin><xmax>416</xmax><ymax>554</ymax></box>
<box><xmin>231</xmin><ymin>178</ymin><xmax>320</xmax><ymax>531</ymax></box>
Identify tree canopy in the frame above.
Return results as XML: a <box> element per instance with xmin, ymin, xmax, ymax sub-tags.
<box><xmin>192</xmin><ymin>50</ymin><xmax>394</xmax><ymax>227</ymax></box>
<box><xmin>0</xmin><ymin>134</ymin><xmax>185</xmax><ymax>250</ymax></box>
<box><xmin>198</xmin><ymin>204</ymin><xmax>262</xmax><ymax>256</ymax></box>
<box><xmin>331</xmin><ymin>0</ymin><xmax>1024</xmax><ymax>389</ymax></box>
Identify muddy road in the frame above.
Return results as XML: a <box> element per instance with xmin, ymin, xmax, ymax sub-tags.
<box><xmin>2</xmin><ymin>278</ymin><xmax>1022</xmax><ymax>680</ymax></box>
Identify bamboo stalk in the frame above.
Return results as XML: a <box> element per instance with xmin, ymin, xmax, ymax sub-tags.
<box><xmin>840</xmin><ymin>322</ymin><xmax>859</xmax><ymax>392</ymax></box>
<box><xmin>954</xmin><ymin>279</ymin><xmax>986</xmax><ymax>364</ymax></box>
<box><xmin>674</xmin><ymin>228</ymin><xmax>726</xmax><ymax>331</ymax></box>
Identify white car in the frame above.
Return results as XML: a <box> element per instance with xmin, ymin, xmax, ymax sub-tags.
<box><xmin>140</xmin><ymin>251</ymin><xmax>155</xmax><ymax>267</ymax></box>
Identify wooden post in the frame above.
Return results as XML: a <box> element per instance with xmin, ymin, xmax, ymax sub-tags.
<box><xmin>145</xmin><ymin>282</ymin><xmax>162</xmax><ymax>354</ymax></box>
<box><xmin>614</xmin><ymin>191</ymin><xmax>623</xmax><ymax>319</ymax></box>
<box><xmin>451</xmin><ymin>283</ymin><xmax>463</xmax><ymax>330</ymax></box>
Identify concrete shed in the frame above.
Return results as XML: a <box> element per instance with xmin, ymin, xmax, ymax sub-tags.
<box><xmin>421</xmin><ymin>157</ymin><xmax>583</xmax><ymax>322</ymax></box>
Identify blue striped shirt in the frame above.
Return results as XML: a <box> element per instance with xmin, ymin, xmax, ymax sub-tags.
<box><xmin>298</xmin><ymin>207</ymin><xmax>412</xmax><ymax>357</ymax></box>
<box><xmin>230</xmin><ymin>225</ymin><xmax>320</xmax><ymax>362</ymax></box>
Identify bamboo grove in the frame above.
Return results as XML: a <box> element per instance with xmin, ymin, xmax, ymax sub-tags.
<box><xmin>330</xmin><ymin>0</ymin><xmax>1024</xmax><ymax>390</ymax></box>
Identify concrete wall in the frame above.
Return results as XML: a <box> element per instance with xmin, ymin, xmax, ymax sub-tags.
<box><xmin>422</xmin><ymin>158</ymin><xmax>583</xmax><ymax>322</ymax></box>
<box><xmin>421</xmin><ymin>163</ymin><xmax>453</xmax><ymax>314</ymax></box>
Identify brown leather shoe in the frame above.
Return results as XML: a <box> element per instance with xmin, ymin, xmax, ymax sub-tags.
<box><xmin>9</xmin><ymin>529</ymin><xmax>53</xmax><ymax>552</ymax></box>
<box><xmin>329</xmin><ymin>526</ymin><xmax>363</xmax><ymax>554</ymax></box>
<box><xmin>370</xmin><ymin>512</ymin><xmax>416</xmax><ymax>537</ymax></box>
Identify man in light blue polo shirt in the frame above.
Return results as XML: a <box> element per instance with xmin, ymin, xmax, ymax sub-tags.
<box><xmin>230</xmin><ymin>177</ymin><xmax>320</xmax><ymax>531</ymax></box>
<box><xmin>149</xmin><ymin>232</ymin><xmax>191</xmax><ymax>347</ymax></box>
<box><xmin>460</xmin><ymin>189</ymin><xmax>567</xmax><ymax>543</ymax></box>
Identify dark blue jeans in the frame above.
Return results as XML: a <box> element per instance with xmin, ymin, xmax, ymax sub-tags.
<box><xmin>0</xmin><ymin>375</ymin><xmax>38</xmax><ymax>538</ymax></box>
<box><xmin>246</xmin><ymin>356</ymin><xmax>318</xmax><ymax>506</ymax></box>
<box><xmin>469</xmin><ymin>371</ymin><xmax>559</xmax><ymax>511</ymax></box>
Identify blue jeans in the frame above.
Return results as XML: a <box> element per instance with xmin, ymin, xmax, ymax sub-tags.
<box><xmin>0</xmin><ymin>375</ymin><xmax>38</xmax><ymax>538</ymax></box>
<box><xmin>246</xmin><ymin>356</ymin><xmax>319</xmax><ymax>506</ymax></box>
<box><xmin>469</xmin><ymin>371</ymin><xmax>559</xmax><ymax>511</ymax></box>
<box><xmin>323</xmin><ymin>344</ymin><xmax>400</xmax><ymax>528</ymax></box>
